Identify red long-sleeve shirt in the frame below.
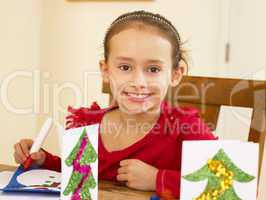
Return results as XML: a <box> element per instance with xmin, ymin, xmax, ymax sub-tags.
<box><xmin>41</xmin><ymin>100</ymin><xmax>216</xmax><ymax>198</ymax></box>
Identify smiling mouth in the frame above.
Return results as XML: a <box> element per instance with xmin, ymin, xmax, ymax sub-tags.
<box><xmin>123</xmin><ymin>91</ymin><xmax>153</xmax><ymax>99</ymax></box>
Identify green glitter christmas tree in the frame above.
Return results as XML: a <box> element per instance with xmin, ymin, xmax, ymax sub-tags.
<box><xmin>63</xmin><ymin>128</ymin><xmax>97</xmax><ymax>200</ymax></box>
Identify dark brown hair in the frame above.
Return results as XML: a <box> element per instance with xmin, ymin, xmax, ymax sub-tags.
<box><xmin>103</xmin><ymin>10</ymin><xmax>187</xmax><ymax>69</ymax></box>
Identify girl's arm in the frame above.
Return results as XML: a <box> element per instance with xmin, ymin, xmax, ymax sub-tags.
<box><xmin>156</xmin><ymin>170</ymin><xmax>181</xmax><ymax>198</ymax></box>
<box><xmin>156</xmin><ymin>134</ymin><xmax>216</xmax><ymax>198</ymax></box>
<box><xmin>156</xmin><ymin>113</ymin><xmax>217</xmax><ymax>198</ymax></box>
<box><xmin>41</xmin><ymin>149</ymin><xmax>61</xmax><ymax>172</ymax></box>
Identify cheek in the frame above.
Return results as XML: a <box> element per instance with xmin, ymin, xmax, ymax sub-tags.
<box><xmin>150</xmin><ymin>73</ymin><xmax>171</xmax><ymax>91</ymax></box>
<box><xmin>109</xmin><ymin>76</ymin><xmax>128</xmax><ymax>98</ymax></box>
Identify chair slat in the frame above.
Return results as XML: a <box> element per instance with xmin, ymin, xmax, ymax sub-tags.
<box><xmin>173</xmin><ymin>76</ymin><xmax>266</xmax><ymax>108</ymax></box>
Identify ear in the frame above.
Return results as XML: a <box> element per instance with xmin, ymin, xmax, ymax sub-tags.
<box><xmin>170</xmin><ymin>61</ymin><xmax>187</xmax><ymax>87</ymax></box>
<box><xmin>99</xmin><ymin>60</ymin><xmax>110</xmax><ymax>83</ymax></box>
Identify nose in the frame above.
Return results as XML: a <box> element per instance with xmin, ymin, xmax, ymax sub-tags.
<box><xmin>132</xmin><ymin>69</ymin><xmax>147</xmax><ymax>89</ymax></box>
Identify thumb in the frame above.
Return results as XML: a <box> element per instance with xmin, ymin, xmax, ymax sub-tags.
<box><xmin>31</xmin><ymin>151</ymin><xmax>45</xmax><ymax>160</ymax></box>
<box><xmin>31</xmin><ymin>151</ymin><xmax>46</xmax><ymax>166</ymax></box>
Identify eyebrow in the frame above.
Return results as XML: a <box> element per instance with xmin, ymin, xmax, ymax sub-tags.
<box><xmin>115</xmin><ymin>56</ymin><xmax>165</xmax><ymax>64</ymax></box>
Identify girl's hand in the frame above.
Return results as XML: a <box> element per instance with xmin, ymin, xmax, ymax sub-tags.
<box><xmin>117</xmin><ymin>159</ymin><xmax>158</xmax><ymax>191</ymax></box>
<box><xmin>13</xmin><ymin>139</ymin><xmax>46</xmax><ymax>166</ymax></box>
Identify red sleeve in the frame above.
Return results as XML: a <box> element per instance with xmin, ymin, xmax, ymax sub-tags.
<box><xmin>155</xmin><ymin>106</ymin><xmax>218</xmax><ymax>199</ymax></box>
<box><xmin>65</xmin><ymin>101</ymin><xmax>102</xmax><ymax>130</ymax></box>
<box><xmin>41</xmin><ymin>102</ymin><xmax>102</xmax><ymax>172</ymax></box>
<box><xmin>41</xmin><ymin>149</ymin><xmax>61</xmax><ymax>172</ymax></box>
<box><xmin>156</xmin><ymin>169</ymin><xmax>181</xmax><ymax>198</ymax></box>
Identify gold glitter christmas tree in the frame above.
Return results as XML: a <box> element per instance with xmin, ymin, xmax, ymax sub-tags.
<box><xmin>183</xmin><ymin>149</ymin><xmax>255</xmax><ymax>200</ymax></box>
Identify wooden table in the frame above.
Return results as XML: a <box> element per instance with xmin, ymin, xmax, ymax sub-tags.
<box><xmin>0</xmin><ymin>164</ymin><xmax>154</xmax><ymax>200</ymax></box>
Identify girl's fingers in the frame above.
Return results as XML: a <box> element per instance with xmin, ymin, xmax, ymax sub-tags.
<box><xmin>20</xmin><ymin>140</ymin><xmax>31</xmax><ymax>157</ymax></box>
<box><xmin>31</xmin><ymin>151</ymin><xmax>44</xmax><ymax>160</ymax></box>
<box><xmin>14</xmin><ymin>143</ymin><xmax>27</xmax><ymax>161</ymax></box>
<box><xmin>119</xmin><ymin>159</ymin><xmax>131</xmax><ymax>166</ymax></box>
<box><xmin>117</xmin><ymin>166</ymin><xmax>128</xmax><ymax>174</ymax></box>
<box><xmin>14</xmin><ymin>152</ymin><xmax>24</xmax><ymax>164</ymax></box>
<box><xmin>31</xmin><ymin>151</ymin><xmax>46</xmax><ymax>166</ymax></box>
<box><xmin>116</xmin><ymin>173</ymin><xmax>128</xmax><ymax>181</ymax></box>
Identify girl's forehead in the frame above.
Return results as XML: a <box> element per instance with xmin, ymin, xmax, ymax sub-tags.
<box><xmin>109</xmin><ymin>28</ymin><xmax>171</xmax><ymax>49</ymax></box>
<box><xmin>109</xmin><ymin>28</ymin><xmax>172</xmax><ymax>62</ymax></box>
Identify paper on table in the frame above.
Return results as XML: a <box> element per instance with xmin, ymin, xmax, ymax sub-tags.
<box><xmin>0</xmin><ymin>170</ymin><xmax>60</xmax><ymax>199</ymax></box>
<box><xmin>16</xmin><ymin>169</ymin><xmax>60</xmax><ymax>191</ymax></box>
<box><xmin>0</xmin><ymin>171</ymin><xmax>13</xmax><ymax>189</ymax></box>
<box><xmin>0</xmin><ymin>192</ymin><xmax>59</xmax><ymax>200</ymax></box>
<box><xmin>2</xmin><ymin>165</ymin><xmax>60</xmax><ymax>194</ymax></box>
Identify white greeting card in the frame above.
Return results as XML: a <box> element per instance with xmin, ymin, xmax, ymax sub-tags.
<box><xmin>0</xmin><ymin>166</ymin><xmax>60</xmax><ymax>194</ymax></box>
<box><xmin>62</xmin><ymin>125</ymin><xmax>99</xmax><ymax>200</ymax></box>
<box><xmin>215</xmin><ymin>106</ymin><xmax>253</xmax><ymax>141</ymax></box>
<box><xmin>180</xmin><ymin>140</ymin><xmax>259</xmax><ymax>200</ymax></box>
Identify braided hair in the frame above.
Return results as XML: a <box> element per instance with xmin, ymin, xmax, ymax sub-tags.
<box><xmin>103</xmin><ymin>10</ymin><xmax>187</xmax><ymax>69</ymax></box>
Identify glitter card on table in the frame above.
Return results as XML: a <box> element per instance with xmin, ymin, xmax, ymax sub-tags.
<box><xmin>62</xmin><ymin>125</ymin><xmax>99</xmax><ymax>200</ymax></box>
<box><xmin>180</xmin><ymin>140</ymin><xmax>259</xmax><ymax>200</ymax></box>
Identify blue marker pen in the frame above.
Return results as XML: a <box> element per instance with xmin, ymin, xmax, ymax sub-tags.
<box><xmin>150</xmin><ymin>194</ymin><xmax>160</xmax><ymax>200</ymax></box>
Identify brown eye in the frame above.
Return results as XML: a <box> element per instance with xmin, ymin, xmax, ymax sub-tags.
<box><xmin>147</xmin><ymin>66</ymin><xmax>161</xmax><ymax>73</ymax></box>
<box><xmin>118</xmin><ymin>64</ymin><xmax>131</xmax><ymax>71</ymax></box>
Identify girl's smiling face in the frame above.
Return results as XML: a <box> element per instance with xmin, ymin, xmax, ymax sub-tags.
<box><xmin>100</xmin><ymin>28</ymin><xmax>183</xmax><ymax>114</ymax></box>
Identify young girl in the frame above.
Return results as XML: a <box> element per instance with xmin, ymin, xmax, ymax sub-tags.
<box><xmin>13</xmin><ymin>10</ymin><xmax>216</xmax><ymax>198</ymax></box>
